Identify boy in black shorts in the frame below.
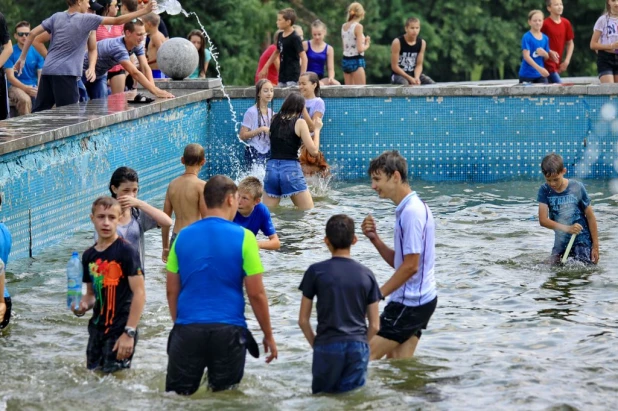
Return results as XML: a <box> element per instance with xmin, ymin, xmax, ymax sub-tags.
<box><xmin>298</xmin><ymin>214</ymin><xmax>381</xmax><ymax>394</ymax></box>
<box><xmin>73</xmin><ymin>196</ymin><xmax>145</xmax><ymax>373</ymax></box>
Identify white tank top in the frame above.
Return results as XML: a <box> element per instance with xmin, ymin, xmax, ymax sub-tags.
<box><xmin>341</xmin><ymin>22</ymin><xmax>362</xmax><ymax>57</ymax></box>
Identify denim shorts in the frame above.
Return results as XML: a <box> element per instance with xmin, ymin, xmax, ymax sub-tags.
<box><xmin>342</xmin><ymin>56</ymin><xmax>366</xmax><ymax>74</ymax></box>
<box><xmin>312</xmin><ymin>341</ymin><xmax>369</xmax><ymax>394</ymax></box>
<box><xmin>264</xmin><ymin>159</ymin><xmax>308</xmax><ymax>198</ymax></box>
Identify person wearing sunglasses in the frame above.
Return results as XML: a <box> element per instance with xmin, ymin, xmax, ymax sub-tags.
<box><xmin>3</xmin><ymin>21</ymin><xmax>45</xmax><ymax>116</ymax></box>
<box><xmin>14</xmin><ymin>0</ymin><xmax>158</xmax><ymax>113</ymax></box>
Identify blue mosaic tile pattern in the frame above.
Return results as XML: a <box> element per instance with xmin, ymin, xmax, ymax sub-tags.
<box><xmin>208</xmin><ymin>96</ymin><xmax>618</xmax><ymax>181</ymax></box>
<box><xmin>0</xmin><ymin>102</ymin><xmax>207</xmax><ymax>260</ymax></box>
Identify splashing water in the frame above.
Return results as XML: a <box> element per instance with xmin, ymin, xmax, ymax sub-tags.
<box><xmin>186</xmin><ymin>11</ymin><xmax>247</xmax><ymax>147</ymax></box>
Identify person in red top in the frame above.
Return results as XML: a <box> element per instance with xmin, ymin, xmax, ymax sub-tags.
<box><xmin>255</xmin><ymin>30</ymin><xmax>281</xmax><ymax>85</ymax></box>
<box><xmin>96</xmin><ymin>0</ymin><xmax>127</xmax><ymax>94</ymax></box>
<box><xmin>541</xmin><ymin>0</ymin><xmax>574</xmax><ymax>84</ymax></box>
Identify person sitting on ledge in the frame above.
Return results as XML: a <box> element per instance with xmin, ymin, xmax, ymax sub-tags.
<box><xmin>390</xmin><ymin>17</ymin><xmax>435</xmax><ymax>86</ymax></box>
<box><xmin>143</xmin><ymin>13</ymin><xmax>167</xmax><ymax>79</ymax></box>
<box><xmin>80</xmin><ymin>19</ymin><xmax>173</xmax><ymax>100</ymax></box>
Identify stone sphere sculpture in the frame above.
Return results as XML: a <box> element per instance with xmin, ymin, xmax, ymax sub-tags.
<box><xmin>157</xmin><ymin>37</ymin><xmax>199</xmax><ymax>80</ymax></box>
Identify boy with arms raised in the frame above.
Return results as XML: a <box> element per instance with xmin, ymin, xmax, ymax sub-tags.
<box><xmin>298</xmin><ymin>214</ymin><xmax>381</xmax><ymax>394</ymax></box>
<box><xmin>361</xmin><ymin>150</ymin><xmax>437</xmax><ymax>360</ymax></box>
<box><xmin>538</xmin><ymin>153</ymin><xmax>599</xmax><ymax>264</ymax></box>
<box><xmin>162</xmin><ymin>143</ymin><xmax>208</xmax><ymax>262</ymax></box>
<box><xmin>233</xmin><ymin>177</ymin><xmax>280</xmax><ymax>251</ymax></box>
<box><xmin>73</xmin><ymin>196</ymin><xmax>145</xmax><ymax>373</ymax></box>
<box><xmin>258</xmin><ymin>8</ymin><xmax>307</xmax><ymax>87</ymax></box>
<box><xmin>390</xmin><ymin>17</ymin><xmax>435</xmax><ymax>86</ymax></box>
<box><xmin>541</xmin><ymin>0</ymin><xmax>574</xmax><ymax>84</ymax></box>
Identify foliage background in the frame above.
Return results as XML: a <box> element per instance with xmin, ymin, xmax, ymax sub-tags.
<box><xmin>0</xmin><ymin>0</ymin><xmax>604</xmax><ymax>85</ymax></box>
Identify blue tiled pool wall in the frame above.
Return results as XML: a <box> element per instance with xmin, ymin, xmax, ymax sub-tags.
<box><xmin>0</xmin><ymin>102</ymin><xmax>208</xmax><ymax>260</ymax></box>
<box><xmin>208</xmin><ymin>96</ymin><xmax>618</xmax><ymax>182</ymax></box>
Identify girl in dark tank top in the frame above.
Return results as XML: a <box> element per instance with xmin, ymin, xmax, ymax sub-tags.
<box><xmin>263</xmin><ymin>93</ymin><xmax>323</xmax><ymax>210</ymax></box>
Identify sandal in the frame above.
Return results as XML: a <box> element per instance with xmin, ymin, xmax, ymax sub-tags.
<box><xmin>128</xmin><ymin>93</ymin><xmax>155</xmax><ymax>104</ymax></box>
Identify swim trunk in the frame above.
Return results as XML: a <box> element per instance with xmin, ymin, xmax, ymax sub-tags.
<box><xmin>312</xmin><ymin>341</ymin><xmax>369</xmax><ymax>394</ymax></box>
<box><xmin>264</xmin><ymin>159</ymin><xmax>308</xmax><ymax>198</ymax></box>
<box><xmin>170</xmin><ymin>232</ymin><xmax>178</xmax><ymax>247</ymax></box>
<box><xmin>377</xmin><ymin>297</ymin><xmax>437</xmax><ymax>344</ymax></box>
<box><xmin>597</xmin><ymin>51</ymin><xmax>618</xmax><ymax>77</ymax></box>
<box><xmin>342</xmin><ymin>56</ymin><xmax>366</xmax><ymax>74</ymax></box>
<box><xmin>86</xmin><ymin>322</ymin><xmax>139</xmax><ymax>373</ymax></box>
<box><xmin>166</xmin><ymin>323</ymin><xmax>250</xmax><ymax>394</ymax></box>
<box><xmin>0</xmin><ymin>296</ymin><xmax>12</xmax><ymax>329</ymax></box>
<box><xmin>391</xmin><ymin>73</ymin><xmax>436</xmax><ymax>85</ymax></box>
<box><xmin>519</xmin><ymin>76</ymin><xmax>548</xmax><ymax>84</ymax></box>
<box><xmin>108</xmin><ymin>70</ymin><xmax>126</xmax><ymax>79</ymax></box>
<box><xmin>152</xmin><ymin>70</ymin><xmax>168</xmax><ymax>79</ymax></box>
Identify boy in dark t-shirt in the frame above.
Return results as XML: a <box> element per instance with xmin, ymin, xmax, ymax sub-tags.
<box><xmin>73</xmin><ymin>196</ymin><xmax>145</xmax><ymax>373</ymax></box>
<box><xmin>258</xmin><ymin>8</ymin><xmax>307</xmax><ymax>86</ymax></box>
<box><xmin>298</xmin><ymin>214</ymin><xmax>381</xmax><ymax>394</ymax></box>
<box><xmin>537</xmin><ymin>153</ymin><xmax>599</xmax><ymax>264</ymax></box>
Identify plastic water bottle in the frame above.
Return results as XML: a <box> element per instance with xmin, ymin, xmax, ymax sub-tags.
<box><xmin>67</xmin><ymin>252</ymin><xmax>82</xmax><ymax>310</ymax></box>
<box><xmin>155</xmin><ymin>0</ymin><xmax>184</xmax><ymax>15</ymax></box>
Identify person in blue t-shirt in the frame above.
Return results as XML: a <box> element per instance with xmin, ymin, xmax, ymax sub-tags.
<box><xmin>165</xmin><ymin>175</ymin><xmax>277</xmax><ymax>394</ymax></box>
<box><xmin>233</xmin><ymin>177</ymin><xmax>280</xmax><ymax>250</ymax></box>
<box><xmin>298</xmin><ymin>214</ymin><xmax>381</xmax><ymax>394</ymax></box>
<box><xmin>4</xmin><ymin>21</ymin><xmax>44</xmax><ymax>116</ymax></box>
<box><xmin>519</xmin><ymin>10</ymin><xmax>551</xmax><ymax>84</ymax></box>
<box><xmin>537</xmin><ymin>153</ymin><xmax>600</xmax><ymax>265</ymax></box>
<box><xmin>0</xmin><ymin>194</ymin><xmax>12</xmax><ymax>329</ymax></box>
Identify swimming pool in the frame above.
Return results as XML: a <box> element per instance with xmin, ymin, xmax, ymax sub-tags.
<box><xmin>1</xmin><ymin>178</ymin><xmax>615</xmax><ymax>409</ymax></box>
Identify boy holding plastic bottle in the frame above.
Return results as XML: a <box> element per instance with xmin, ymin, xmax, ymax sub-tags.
<box><xmin>73</xmin><ymin>196</ymin><xmax>145</xmax><ymax>373</ymax></box>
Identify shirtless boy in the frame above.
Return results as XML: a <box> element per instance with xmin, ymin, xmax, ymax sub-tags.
<box><xmin>143</xmin><ymin>13</ymin><xmax>166</xmax><ymax>78</ymax></box>
<box><xmin>162</xmin><ymin>144</ymin><xmax>208</xmax><ymax>263</ymax></box>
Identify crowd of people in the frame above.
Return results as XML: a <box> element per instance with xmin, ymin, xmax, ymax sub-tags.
<box><xmin>0</xmin><ymin>0</ymin><xmax>214</xmax><ymax>119</ymax></box>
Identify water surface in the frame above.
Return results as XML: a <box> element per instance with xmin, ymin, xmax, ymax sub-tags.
<box><xmin>1</xmin><ymin>179</ymin><xmax>616</xmax><ymax>410</ymax></box>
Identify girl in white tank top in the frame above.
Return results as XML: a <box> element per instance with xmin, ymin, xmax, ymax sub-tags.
<box><xmin>341</xmin><ymin>2</ymin><xmax>371</xmax><ymax>85</ymax></box>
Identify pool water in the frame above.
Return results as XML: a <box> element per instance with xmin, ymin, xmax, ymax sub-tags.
<box><xmin>1</xmin><ymin>178</ymin><xmax>616</xmax><ymax>410</ymax></box>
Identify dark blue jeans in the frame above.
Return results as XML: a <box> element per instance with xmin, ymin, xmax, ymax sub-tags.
<box><xmin>312</xmin><ymin>341</ymin><xmax>369</xmax><ymax>394</ymax></box>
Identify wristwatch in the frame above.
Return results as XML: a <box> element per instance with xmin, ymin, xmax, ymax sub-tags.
<box><xmin>124</xmin><ymin>327</ymin><xmax>136</xmax><ymax>338</ymax></box>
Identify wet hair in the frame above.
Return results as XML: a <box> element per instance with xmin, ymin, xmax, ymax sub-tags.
<box><xmin>109</xmin><ymin>167</ymin><xmax>139</xmax><ymax>198</ymax></box>
<box><xmin>15</xmin><ymin>21</ymin><xmax>30</xmax><ymax>32</ymax></box>
<box><xmin>239</xmin><ymin>176</ymin><xmax>263</xmax><ymax>200</ymax></box>
<box><xmin>123</xmin><ymin>0</ymin><xmax>138</xmax><ymax>12</ymax></box>
<box><xmin>123</xmin><ymin>19</ymin><xmax>144</xmax><ymax>33</ymax></box>
<box><xmin>606</xmin><ymin>0</ymin><xmax>612</xmax><ymax>14</ymax></box>
<box><xmin>183</xmin><ymin>143</ymin><xmax>205</xmax><ymax>166</ymax></box>
<box><xmin>528</xmin><ymin>9</ymin><xmax>543</xmax><ymax>20</ymax></box>
<box><xmin>255</xmin><ymin>79</ymin><xmax>273</xmax><ymax>106</ymax></box>
<box><xmin>204</xmin><ymin>175</ymin><xmax>237</xmax><ymax>209</ymax></box>
<box><xmin>347</xmin><ymin>2</ymin><xmax>366</xmax><ymax>21</ymax></box>
<box><xmin>405</xmin><ymin>17</ymin><xmax>420</xmax><ymax>26</ymax></box>
<box><xmin>91</xmin><ymin>196</ymin><xmax>121</xmax><ymax>215</ymax></box>
<box><xmin>311</xmin><ymin>20</ymin><xmax>327</xmax><ymax>33</ymax></box>
<box><xmin>142</xmin><ymin>12</ymin><xmax>160</xmax><ymax>26</ymax></box>
<box><xmin>273</xmin><ymin>92</ymin><xmax>305</xmax><ymax>121</ymax></box>
<box><xmin>326</xmin><ymin>214</ymin><xmax>355</xmax><ymax>250</ymax></box>
<box><xmin>368</xmin><ymin>150</ymin><xmax>408</xmax><ymax>183</ymax></box>
<box><xmin>300</xmin><ymin>72</ymin><xmax>321</xmax><ymax>97</ymax></box>
<box><xmin>278</xmin><ymin>8</ymin><xmax>297</xmax><ymax>25</ymax></box>
<box><xmin>541</xmin><ymin>153</ymin><xmax>565</xmax><ymax>176</ymax></box>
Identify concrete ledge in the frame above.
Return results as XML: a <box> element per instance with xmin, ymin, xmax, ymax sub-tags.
<box><xmin>211</xmin><ymin>77</ymin><xmax>606</xmax><ymax>99</ymax></box>
<box><xmin>153</xmin><ymin>77</ymin><xmax>222</xmax><ymax>90</ymax></box>
<box><xmin>0</xmin><ymin>89</ymin><xmax>213</xmax><ymax>156</ymax></box>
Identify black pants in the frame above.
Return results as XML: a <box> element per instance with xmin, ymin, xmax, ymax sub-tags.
<box><xmin>32</xmin><ymin>75</ymin><xmax>80</xmax><ymax>113</ymax></box>
<box><xmin>86</xmin><ymin>323</ymin><xmax>139</xmax><ymax>373</ymax></box>
<box><xmin>1</xmin><ymin>296</ymin><xmax>12</xmax><ymax>329</ymax></box>
<box><xmin>166</xmin><ymin>323</ymin><xmax>247</xmax><ymax>394</ymax></box>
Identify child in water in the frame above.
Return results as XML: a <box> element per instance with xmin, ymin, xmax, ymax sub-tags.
<box><xmin>304</xmin><ymin>20</ymin><xmax>341</xmax><ymax>86</ymax></box>
<box><xmin>239</xmin><ymin>79</ymin><xmax>274</xmax><ymax>168</ymax></box>
<box><xmin>537</xmin><ymin>153</ymin><xmax>599</xmax><ymax>264</ymax></box>
<box><xmin>103</xmin><ymin>167</ymin><xmax>173</xmax><ymax>269</ymax></box>
<box><xmin>298</xmin><ymin>72</ymin><xmax>330</xmax><ymax>177</ymax></box>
